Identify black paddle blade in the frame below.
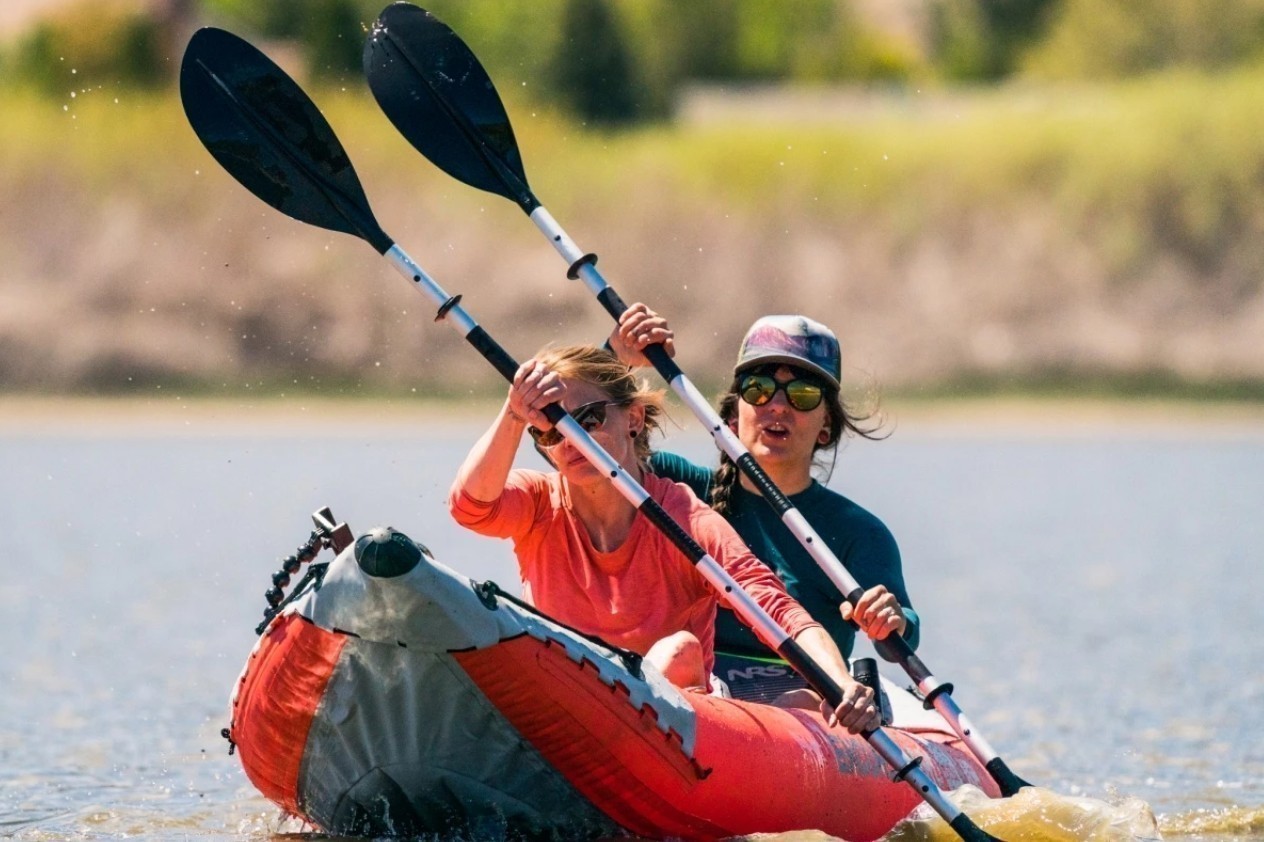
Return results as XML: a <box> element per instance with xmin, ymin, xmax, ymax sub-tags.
<box><xmin>180</xmin><ymin>27</ymin><xmax>393</xmax><ymax>254</ymax></box>
<box><xmin>364</xmin><ymin>3</ymin><xmax>538</xmax><ymax>213</ymax></box>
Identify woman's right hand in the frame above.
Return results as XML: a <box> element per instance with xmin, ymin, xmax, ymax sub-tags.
<box><xmin>607</xmin><ymin>302</ymin><xmax>675</xmax><ymax>368</ymax></box>
<box><xmin>822</xmin><ymin>675</ymin><xmax>880</xmax><ymax>734</ymax></box>
<box><xmin>508</xmin><ymin>359</ymin><xmax>566</xmax><ymax>430</ymax></box>
<box><xmin>840</xmin><ymin>585</ymin><xmax>908</xmax><ymax>642</ymax></box>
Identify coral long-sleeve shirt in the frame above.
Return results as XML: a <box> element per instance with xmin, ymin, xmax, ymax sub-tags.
<box><xmin>449</xmin><ymin>469</ymin><xmax>820</xmax><ymax>676</ymax></box>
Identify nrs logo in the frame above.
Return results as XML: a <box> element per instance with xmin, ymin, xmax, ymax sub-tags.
<box><xmin>725</xmin><ymin>664</ymin><xmax>790</xmax><ymax>681</ymax></box>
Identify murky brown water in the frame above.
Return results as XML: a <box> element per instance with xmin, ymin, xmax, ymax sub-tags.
<box><xmin>2</xmin><ymin>414</ymin><xmax>1261</xmax><ymax>840</ymax></box>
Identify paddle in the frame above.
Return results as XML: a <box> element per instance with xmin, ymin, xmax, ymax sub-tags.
<box><xmin>180</xmin><ymin>27</ymin><xmax>1001</xmax><ymax>842</ymax></box>
<box><xmin>361</xmin><ymin>1</ymin><xmax>1031</xmax><ymax>799</ymax></box>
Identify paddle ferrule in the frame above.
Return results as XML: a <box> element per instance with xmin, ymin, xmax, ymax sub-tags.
<box><xmin>382</xmin><ymin>245</ymin><xmax>521</xmax><ymax>379</ymax></box>
<box><xmin>865</xmin><ymin>727</ymin><xmax>969</xmax><ymax>823</ymax></box>
<box><xmin>529</xmin><ymin>207</ymin><xmax>586</xmax><ymax>265</ymax></box>
<box><xmin>384</xmin><ymin>246</ymin><xmax>475</xmax><ymax>331</ymax></box>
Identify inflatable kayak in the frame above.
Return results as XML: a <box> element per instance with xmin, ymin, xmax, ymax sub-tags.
<box><xmin>225</xmin><ymin>519</ymin><xmax>1000</xmax><ymax>840</ymax></box>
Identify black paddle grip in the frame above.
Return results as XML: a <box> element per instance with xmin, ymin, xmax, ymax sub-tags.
<box><xmin>464</xmin><ymin>326</ymin><xmax>520</xmax><ymax>381</ymax></box>
<box><xmin>541</xmin><ymin>402</ymin><xmax>568</xmax><ymax>426</ymax></box>
<box><xmin>949</xmin><ymin>813</ymin><xmax>1002</xmax><ymax>842</ymax></box>
<box><xmin>775</xmin><ymin>637</ymin><xmax>843</xmax><ymax>709</ymax></box>
<box><xmin>735</xmin><ymin>453</ymin><xmax>794</xmax><ymax>515</ymax></box>
<box><xmin>594</xmin><ymin>287</ymin><xmax>685</xmax><ymax>381</ymax></box>
<box><xmin>596</xmin><ymin>285</ymin><xmax>628</xmax><ymax>318</ymax></box>
<box><xmin>843</xmin><ymin>586</ymin><xmax>923</xmax><ymax>672</ymax></box>
<box><xmin>644</xmin><ymin>344</ymin><xmax>683</xmax><ymax>382</ymax></box>
<box><xmin>872</xmin><ymin>630</ymin><xmax>918</xmax><ymax>665</ymax></box>
<box><xmin>985</xmin><ymin>758</ymin><xmax>1032</xmax><ymax>797</ymax></box>
<box><xmin>639</xmin><ymin>498</ymin><xmax>709</xmax><ymax>565</ymax></box>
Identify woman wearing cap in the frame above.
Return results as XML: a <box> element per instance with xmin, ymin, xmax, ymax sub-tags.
<box><xmin>609</xmin><ymin>305</ymin><xmax>919</xmax><ymax>675</ymax></box>
<box><xmin>447</xmin><ymin>343</ymin><xmax>880</xmax><ymax>733</ymax></box>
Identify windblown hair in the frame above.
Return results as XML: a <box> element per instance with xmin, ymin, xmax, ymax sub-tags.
<box><xmin>709</xmin><ymin>374</ymin><xmax>886</xmax><ymax>518</ymax></box>
<box><xmin>533</xmin><ymin>344</ymin><xmax>666</xmax><ymax>466</ymax></box>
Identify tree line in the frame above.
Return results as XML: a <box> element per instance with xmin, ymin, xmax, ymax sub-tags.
<box><xmin>5</xmin><ymin>0</ymin><xmax>1264</xmax><ymax>125</ymax></box>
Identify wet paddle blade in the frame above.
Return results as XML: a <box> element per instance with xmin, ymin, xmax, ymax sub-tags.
<box><xmin>180</xmin><ymin>27</ymin><xmax>393</xmax><ymax>254</ymax></box>
<box><xmin>364</xmin><ymin>2</ymin><xmax>538</xmax><ymax>212</ymax></box>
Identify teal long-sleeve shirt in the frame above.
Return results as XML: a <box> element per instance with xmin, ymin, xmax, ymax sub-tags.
<box><xmin>648</xmin><ymin>451</ymin><xmax>920</xmax><ymax>660</ymax></box>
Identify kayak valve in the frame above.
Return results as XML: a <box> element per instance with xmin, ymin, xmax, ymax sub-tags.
<box><xmin>354</xmin><ymin>527</ymin><xmax>430</xmax><ymax>578</ymax></box>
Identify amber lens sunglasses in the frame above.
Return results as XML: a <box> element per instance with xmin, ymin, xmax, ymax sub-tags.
<box><xmin>738</xmin><ymin>373</ymin><xmax>825</xmax><ymax>412</ymax></box>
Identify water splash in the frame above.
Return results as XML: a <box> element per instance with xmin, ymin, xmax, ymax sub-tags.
<box><xmin>1159</xmin><ymin>805</ymin><xmax>1264</xmax><ymax>838</ymax></box>
<box><xmin>882</xmin><ymin>785</ymin><xmax>1162</xmax><ymax>842</ymax></box>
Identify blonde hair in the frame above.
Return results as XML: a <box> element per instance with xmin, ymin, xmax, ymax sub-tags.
<box><xmin>534</xmin><ymin>344</ymin><xmax>665</xmax><ymax>466</ymax></box>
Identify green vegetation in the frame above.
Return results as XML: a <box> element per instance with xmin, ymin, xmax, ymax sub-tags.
<box><xmin>1023</xmin><ymin>0</ymin><xmax>1264</xmax><ymax>79</ymax></box>
<box><xmin>932</xmin><ymin>0</ymin><xmax>1062</xmax><ymax>80</ymax></box>
<box><xmin>3</xmin><ymin>1</ymin><xmax>169</xmax><ymax>94</ymax></box>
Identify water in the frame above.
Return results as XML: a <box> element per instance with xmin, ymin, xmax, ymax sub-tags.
<box><xmin>1</xmin><ymin>407</ymin><xmax>1261</xmax><ymax>841</ymax></box>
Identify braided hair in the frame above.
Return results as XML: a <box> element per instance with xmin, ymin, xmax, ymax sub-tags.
<box><xmin>709</xmin><ymin>372</ymin><xmax>885</xmax><ymax>517</ymax></box>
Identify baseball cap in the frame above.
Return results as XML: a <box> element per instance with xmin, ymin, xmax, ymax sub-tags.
<box><xmin>734</xmin><ymin>315</ymin><xmax>841</xmax><ymax>390</ymax></box>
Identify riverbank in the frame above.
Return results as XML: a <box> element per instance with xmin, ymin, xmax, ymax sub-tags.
<box><xmin>4</xmin><ymin>393</ymin><xmax>1262</xmax><ymax>438</ymax></box>
<box><xmin>3</xmin><ymin>69</ymin><xmax>1264</xmax><ymax>396</ymax></box>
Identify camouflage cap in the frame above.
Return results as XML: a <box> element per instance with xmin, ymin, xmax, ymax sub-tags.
<box><xmin>734</xmin><ymin>315</ymin><xmax>841</xmax><ymax>390</ymax></box>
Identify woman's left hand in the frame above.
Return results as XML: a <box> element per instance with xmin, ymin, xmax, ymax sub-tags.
<box><xmin>840</xmin><ymin>585</ymin><xmax>907</xmax><ymax>641</ymax></box>
<box><xmin>509</xmin><ymin>359</ymin><xmax>566</xmax><ymax>430</ymax></box>
<box><xmin>608</xmin><ymin>302</ymin><xmax>675</xmax><ymax>368</ymax></box>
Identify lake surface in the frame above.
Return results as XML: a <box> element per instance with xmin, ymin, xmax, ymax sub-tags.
<box><xmin>1</xmin><ymin>406</ymin><xmax>1261</xmax><ymax>841</ymax></box>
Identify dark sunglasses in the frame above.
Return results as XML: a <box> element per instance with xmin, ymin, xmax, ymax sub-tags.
<box><xmin>738</xmin><ymin>373</ymin><xmax>825</xmax><ymax>412</ymax></box>
<box><xmin>528</xmin><ymin>400</ymin><xmax>626</xmax><ymax>449</ymax></box>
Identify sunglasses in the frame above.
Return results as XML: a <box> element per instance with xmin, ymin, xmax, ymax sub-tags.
<box><xmin>738</xmin><ymin>373</ymin><xmax>826</xmax><ymax>412</ymax></box>
<box><xmin>528</xmin><ymin>400</ymin><xmax>627</xmax><ymax>449</ymax></box>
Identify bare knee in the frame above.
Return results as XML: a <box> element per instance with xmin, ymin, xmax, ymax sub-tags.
<box><xmin>646</xmin><ymin>631</ymin><xmax>706</xmax><ymax>690</ymax></box>
<box><xmin>772</xmin><ymin>688</ymin><xmax>822</xmax><ymax>711</ymax></box>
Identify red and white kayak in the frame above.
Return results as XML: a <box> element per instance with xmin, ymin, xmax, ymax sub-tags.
<box><xmin>226</xmin><ymin>527</ymin><xmax>999</xmax><ymax>840</ymax></box>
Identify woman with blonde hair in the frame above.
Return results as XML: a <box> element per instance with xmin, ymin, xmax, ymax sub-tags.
<box><xmin>448</xmin><ymin>344</ymin><xmax>878</xmax><ymax>733</ymax></box>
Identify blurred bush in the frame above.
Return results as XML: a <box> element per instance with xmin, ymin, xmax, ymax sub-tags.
<box><xmin>3</xmin><ymin>0</ymin><xmax>168</xmax><ymax>94</ymax></box>
<box><xmin>1022</xmin><ymin>0</ymin><xmax>1264</xmax><ymax>78</ymax></box>
<box><xmin>549</xmin><ymin>0</ymin><xmax>645</xmax><ymax>125</ymax></box>
<box><xmin>201</xmin><ymin>0</ymin><xmax>363</xmax><ymax>81</ymax></box>
<box><xmin>931</xmin><ymin>0</ymin><xmax>1062</xmax><ymax>81</ymax></box>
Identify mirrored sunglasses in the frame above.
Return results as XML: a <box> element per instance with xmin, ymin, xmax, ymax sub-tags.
<box><xmin>738</xmin><ymin>373</ymin><xmax>825</xmax><ymax>412</ymax></box>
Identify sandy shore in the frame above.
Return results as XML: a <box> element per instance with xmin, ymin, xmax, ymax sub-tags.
<box><xmin>3</xmin><ymin>394</ymin><xmax>1263</xmax><ymax>438</ymax></box>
